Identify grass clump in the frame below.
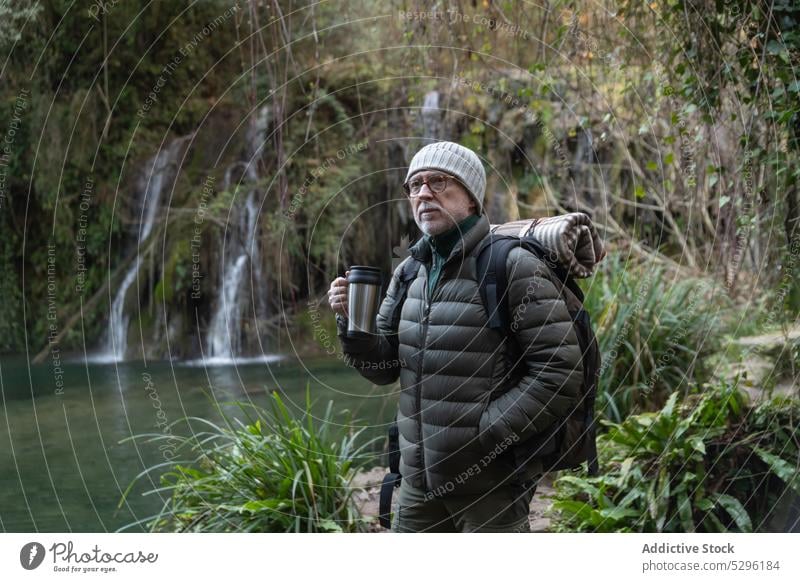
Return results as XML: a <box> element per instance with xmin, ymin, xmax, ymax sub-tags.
<box><xmin>120</xmin><ymin>388</ymin><xmax>377</xmax><ymax>532</ymax></box>
<box><xmin>583</xmin><ymin>254</ymin><xmax>729</xmax><ymax>422</ymax></box>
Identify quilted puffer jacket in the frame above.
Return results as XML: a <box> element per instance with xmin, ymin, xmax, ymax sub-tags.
<box><xmin>336</xmin><ymin>213</ymin><xmax>583</xmax><ymax>496</ymax></box>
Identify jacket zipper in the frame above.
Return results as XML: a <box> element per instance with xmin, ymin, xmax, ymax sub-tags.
<box><xmin>416</xmin><ymin>244</ymin><xmax>470</xmax><ymax>490</ymax></box>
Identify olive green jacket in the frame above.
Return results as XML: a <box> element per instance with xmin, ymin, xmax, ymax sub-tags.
<box><xmin>336</xmin><ymin>212</ymin><xmax>583</xmax><ymax>495</ymax></box>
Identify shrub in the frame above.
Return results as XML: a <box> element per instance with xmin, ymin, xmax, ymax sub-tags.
<box><xmin>551</xmin><ymin>383</ymin><xmax>800</xmax><ymax>532</ymax></box>
<box><xmin>119</xmin><ymin>388</ymin><xmax>378</xmax><ymax>532</ymax></box>
<box><xmin>583</xmin><ymin>254</ymin><xmax>729</xmax><ymax>422</ymax></box>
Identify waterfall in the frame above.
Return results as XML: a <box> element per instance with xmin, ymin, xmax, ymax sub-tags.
<box><xmin>206</xmin><ymin>254</ymin><xmax>248</xmax><ymax>358</ymax></box>
<box><xmin>204</xmin><ymin>105</ymin><xmax>270</xmax><ymax>363</ymax></box>
<box><xmin>421</xmin><ymin>90</ymin><xmax>443</xmax><ymax>139</ymax></box>
<box><xmin>204</xmin><ymin>186</ymin><xmax>259</xmax><ymax>362</ymax></box>
<box><xmin>92</xmin><ymin>138</ymin><xmax>185</xmax><ymax>363</ymax></box>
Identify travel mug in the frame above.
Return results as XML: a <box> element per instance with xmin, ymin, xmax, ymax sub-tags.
<box><xmin>346</xmin><ymin>266</ymin><xmax>383</xmax><ymax>338</ymax></box>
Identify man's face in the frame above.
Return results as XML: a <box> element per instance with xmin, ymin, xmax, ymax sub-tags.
<box><xmin>407</xmin><ymin>170</ymin><xmax>477</xmax><ymax>236</ymax></box>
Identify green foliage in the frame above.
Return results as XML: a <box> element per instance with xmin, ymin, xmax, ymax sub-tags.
<box><xmin>0</xmin><ymin>0</ymin><xmax>42</xmax><ymax>47</ymax></box>
<box><xmin>551</xmin><ymin>384</ymin><xmax>800</xmax><ymax>532</ymax></box>
<box><xmin>119</xmin><ymin>387</ymin><xmax>378</xmax><ymax>532</ymax></box>
<box><xmin>0</xmin><ymin>0</ymin><xmax>244</xmax><ymax>352</ymax></box>
<box><xmin>627</xmin><ymin>0</ymin><xmax>800</xmax><ymax>315</ymax></box>
<box><xmin>583</xmin><ymin>253</ymin><xmax>729</xmax><ymax>422</ymax></box>
<box><xmin>2</xmin><ymin>0</ymin><xmax>798</xmax><ymax>356</ymax></box>
<box><xmin>657</xmin><ymin>0</ymin><xmax>799</xmax><ymax>154</ymax></box>
<box><xmin>154</xmin><ymin>239</ymin><xmax>192</xmax><ymax>305</ymax></box>
<box><xmin>0</xmin><ymin>241</ymin><xmax>24</xmax><ymax>351</ymax></box>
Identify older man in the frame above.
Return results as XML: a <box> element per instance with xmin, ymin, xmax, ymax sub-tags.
<box><xmin>328</xmin><ymin>141</ymin><xmax>583</xmax><ymax>532</ymax></box>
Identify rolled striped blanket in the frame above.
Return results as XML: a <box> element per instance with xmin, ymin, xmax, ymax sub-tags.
<box><xmin>490</xmin><ymin>212</ymin><xmax>607</xmax><ymax>278</ymax></box>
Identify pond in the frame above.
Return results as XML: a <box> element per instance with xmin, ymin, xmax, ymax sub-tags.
<box><xmin>0</xmin><ymin>354</ymin><xmax>398</xmax><ymax>532</ymax></box>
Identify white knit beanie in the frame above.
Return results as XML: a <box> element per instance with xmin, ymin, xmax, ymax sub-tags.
<box><xmin>405</xmin><ymin>141</ymin><xmax>487</xmax><ymax>215</ymax></box>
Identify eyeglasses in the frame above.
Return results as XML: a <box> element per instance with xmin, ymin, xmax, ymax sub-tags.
<box><xmin>403</xmin><ymin>173</ymin><xmax>461</xmax><ymax>198</ymax></box>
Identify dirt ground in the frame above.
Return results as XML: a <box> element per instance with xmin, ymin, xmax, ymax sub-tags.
<box><xmin>351</xmin><ymin>466</ymin><xmax>557</xmax><ymax>533</ymax></box>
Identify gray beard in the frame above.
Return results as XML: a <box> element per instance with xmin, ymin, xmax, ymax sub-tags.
<box><xmin>417</xmin><ymin>220</ymin><xmax>451</xmax><ymax>236</ymax></box>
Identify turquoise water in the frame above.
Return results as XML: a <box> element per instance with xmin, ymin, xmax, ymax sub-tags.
<box><xmin>0</xmin><ymin>354</ymin><xmax>398</xmax><ymax>532</ymax></box>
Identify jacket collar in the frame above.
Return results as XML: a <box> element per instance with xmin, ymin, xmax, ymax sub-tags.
<box><xmin>426</xmin><ymin>213</ymin><xmax>481</xmax><ymax>259</ymax></box>
<box><xmin>409</xmin><ymin>212</ymin><xmax>490</xmax><ymax>265</ymax></box>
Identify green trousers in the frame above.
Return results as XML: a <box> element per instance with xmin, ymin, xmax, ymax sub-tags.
<box><xmin>390</xmin><ymin>477</ymin><xmax>538</xmax><ymax>533</ymax></box>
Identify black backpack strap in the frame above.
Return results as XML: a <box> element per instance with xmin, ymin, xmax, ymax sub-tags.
<box><xmin>573</xmin><ymin>308</ymin><xmax>600</xmax><ymax>476</ymax></box>
<box><xmin>387</xmin><ymin>421</ymin><xmax>400</xmax><ymax>474</ymax></box>
<box><xmin>379</xmin><ymin>473</ymin><xmax>401</xmax><ymax>529</ymax></box>
<box><xmin>476</xmin><ymin>234</ymin><xmax>586</xmax><ymax>332</ymax></box>
<box><xmin>586</xmin><ymin>422</ymin><xmax>599</xmax><ymax>476</ymax></box>
<box><xmin>378</xmin><ymin>421</ymin><xmax>402</xmax><ymax>529</ymax></box>
<box><xmin>476</xmin><ymin>234</ymin><xmax>521</xmax><ymax>332</ymax></box>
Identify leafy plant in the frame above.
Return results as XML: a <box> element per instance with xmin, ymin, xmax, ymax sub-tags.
<box><xmin>583</xmin><ymin>254</ymin><xmax>729</xmax><ymax>422</ymax></box>
<box><xmin>551</xmin><ymin>383</ymin><xmax>800</xmax><ymax>532</ymax></box>
<box><xmin>119</xmin><ymin>387</ymin><xmax>378</xmax><ymax>532</ymax></box>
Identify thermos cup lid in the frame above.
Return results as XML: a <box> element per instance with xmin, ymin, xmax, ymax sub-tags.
<box><xmin>347</xmin><ymin>265</ymin><xmax>383</xmax><ymax>285</ymax></box>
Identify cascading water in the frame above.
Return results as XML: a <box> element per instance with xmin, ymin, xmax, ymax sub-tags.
<box><xmin>204</xmin><ymin>106</ymin><xmax>270</xmax><ymax>363</ymax></box>
<box><xmin>93</xmin><ymin>138</ymin><xmax>185</xmax><ymax>363</ymax></box>
<box><xmin>205</xmin><ymin>182</ymin><xmax>257</xmax><ymax>361</ymax></box>
<box><xmin>421</xmin><ymin>90</ymin><xmax>443</xmax><ymax>139</ymax></box>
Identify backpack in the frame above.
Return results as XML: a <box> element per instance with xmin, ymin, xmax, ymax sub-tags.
<box><xmin>377</xmin><ymin>232</ymin><xmax>601</xmax><ymax>529</ymax></box>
